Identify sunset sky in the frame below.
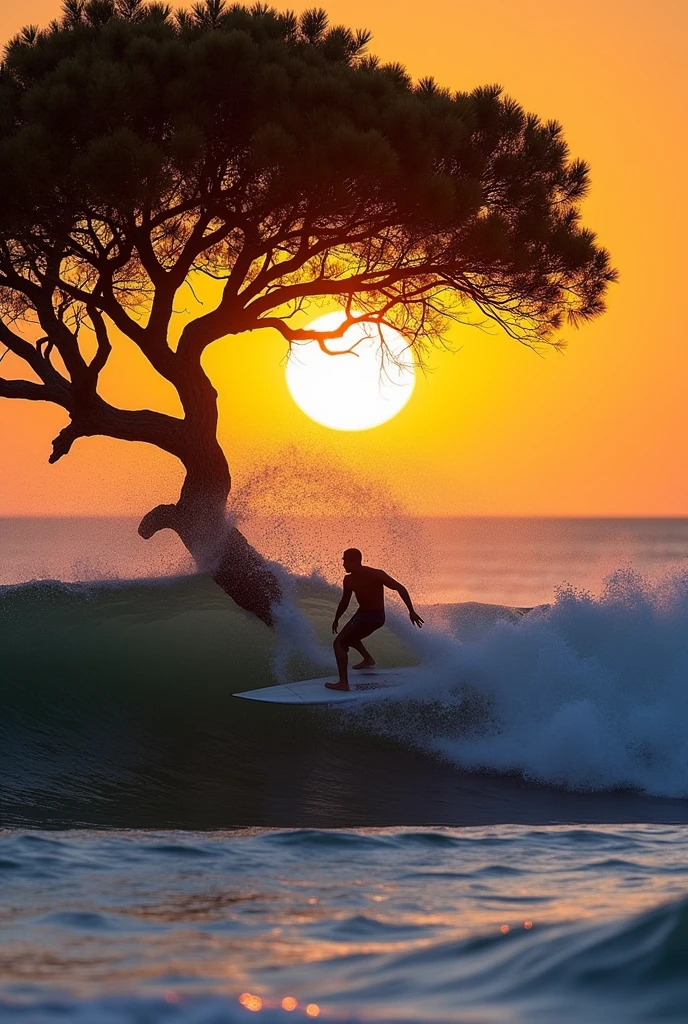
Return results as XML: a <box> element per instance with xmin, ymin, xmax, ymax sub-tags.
<box><xmin>0</xmin><ymin>0</ymin><xmax>686</xmax><ymax>517</ymax></box>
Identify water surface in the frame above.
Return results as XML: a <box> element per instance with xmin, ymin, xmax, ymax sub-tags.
<box><xmin>2</xmin><ymin>826</ymin><xmax>687</xmax><ymax>1022</ymax></box>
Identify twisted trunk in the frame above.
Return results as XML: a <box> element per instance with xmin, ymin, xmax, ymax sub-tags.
<box><xmin>138</xmin><ymin>433</ymin><xmax>281</xmax><ymax>626</ymax></box>
<box><xmin>41</xmin><ymin>319</ymin><xmax>282</xmax><ymax>624</ymax></box>
<box><xmin>137</xmin><ymin>370</ymin><xmax>282</xmax><ymax>626</ymax></box>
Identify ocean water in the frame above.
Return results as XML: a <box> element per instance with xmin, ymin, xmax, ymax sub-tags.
<box><xmin>4</xmin><ymin>515</ymin><xmax>688</xmax><ymax>605</ymax></box>
<box><xmin>2</xmin><ymin>827</ymin><xmax>688</xmax><ymax>1023</ymax></box>
<box><xmin>1</xmin><ymin>516</ymin><xmax>688</xmax><ymax>1021</ymax></box>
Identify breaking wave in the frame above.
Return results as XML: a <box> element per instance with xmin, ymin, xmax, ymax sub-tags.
<box><xmin>354</xmin><ymin>567</ymin><xmax>688</xmax><ymax>798</ymax></box>
<box><xmin>1</xmin><ymin>566</ymin><xmax>688</xmax><ymax>827</ymax></box>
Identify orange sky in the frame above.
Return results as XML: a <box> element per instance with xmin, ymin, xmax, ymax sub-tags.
<box><xmin>0</xmin><ymin>0</ymin><xmax>686</xmax><ymax>517</ymax></box>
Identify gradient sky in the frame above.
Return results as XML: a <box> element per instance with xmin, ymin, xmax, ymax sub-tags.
<box><xmin>0</xmin><ymin>0</ymin><xmax>686</xmax><ymax>516</ymax></box>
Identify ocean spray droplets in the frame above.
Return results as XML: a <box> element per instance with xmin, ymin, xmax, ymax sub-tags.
<box><xmin>229</xmin><ymin>446</ymin><xmax>427</xmax><ymax>587</ymax></box>
<box><xmin>230</xmin><ymin>447</ymin><xmax>430</xmax><ymax>683</ymax></box>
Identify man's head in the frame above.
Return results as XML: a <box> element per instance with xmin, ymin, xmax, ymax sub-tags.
<box><xmin>342</xmin><ymin>548</ymin><xmax>363</xmax><ymax>572</ymax></box>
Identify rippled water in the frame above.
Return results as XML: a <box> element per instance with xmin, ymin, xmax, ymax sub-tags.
<box><xmin>2</xmin><ymin>826</ymin><xmax>688</xmax><ymax>1022</ymax></box>
<box><xmin>2</xmin><ymin>518</ymin><xmax>688</xmax><ymax>1021</ymax></box>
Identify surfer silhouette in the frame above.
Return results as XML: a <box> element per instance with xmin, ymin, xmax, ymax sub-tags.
<box><xmin>327</xmin><ymin>548</ymin><xmax>424</xmax><ymax>691</ymax></box>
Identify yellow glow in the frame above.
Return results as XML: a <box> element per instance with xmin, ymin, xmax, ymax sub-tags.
<box><xmin>282</xmin><ymin>996</ymin><xmax>298</xmax><ymax>1011</ymax></box>
<box><xmin>286</xmin><ymin>312</ymin><xmax>415</xmax><ymax>431</ymax></box>
<box><xmin>239</xmin><ymin>992</ymin><xmax>263</xmax><ymax>1011</ymax></box>
<box><xmin>0</xmin><ymin>1</ymin><xmax>687</xmax><ymax>516</ymax></box>
<box><xmin>306</xmin><ymin>1004</ymin><xmax>321</xmax><ymax>1018</ymax></box>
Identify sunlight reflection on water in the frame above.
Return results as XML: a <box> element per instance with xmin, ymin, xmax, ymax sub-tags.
<box><xmin>1</xmin><ymin>824</ymin><xmax>688</xmax><ymax>1024</ymax></box>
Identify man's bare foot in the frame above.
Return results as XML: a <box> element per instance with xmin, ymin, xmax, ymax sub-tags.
<box><xmin>325</xmin><ymin>681</ymin><xmax>350</xmax><ymax>691</ymax></box>
<box><xmin>352</xmin><ymin>659</ymin><xmax>376</xmax><ymax>670</ymax></box>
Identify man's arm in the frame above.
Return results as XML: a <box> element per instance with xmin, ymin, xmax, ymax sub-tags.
<box><xmin>332</xmin><ymin>578</ymin><xmax>353</xmax><ymax>634</ymax></box>
<box><xmin>380</xmin><ymin>573</ymin><xmax>424</xmax><ymax>628</ymax></box>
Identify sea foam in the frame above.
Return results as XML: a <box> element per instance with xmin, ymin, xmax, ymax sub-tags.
<box><xmin>354</xmin><ymin>568</ymin><xmax>688</xmax><ymax>798</ymax></box>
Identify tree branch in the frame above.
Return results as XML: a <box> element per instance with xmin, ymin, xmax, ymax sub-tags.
<box><xmin>0</xmin><ymin>377</ymin><xmax>70</xmax><ymax>405</ymax></box>
<box><xmin>86</xmin><ymin>305</ymin><xmax>112</xmax><ymax>380</ymax></box>
<box><xmin>244</xmin><ymin>264</ymin><xmax>438</xmax><ymax>321</ymax></box>
<box><xmin>0</xmin><ymin>319</ymin><xmax>69</xmax><ymax>390</ymax></box>
<box><xmin>48</xmin><ymin>398</ymin><xmax>187</xmax><ymax>464</ymax></box>
<box><xmin>258</xmin><ymin>310</ymin><xmax>392</xmax><ymax>353</ymax></box>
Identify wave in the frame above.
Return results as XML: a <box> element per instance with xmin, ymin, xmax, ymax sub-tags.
<box><xmin>0</xmin><ymin>573</ymin><xmax>427</xmax><ymax>829</ymax></box>
<box><xmin>1</xmin><ymin>567</ymin><xmax>688</xmax><ymax>826</ymax></box>
<box><xmin>2</xmin><ymin>885</ymin><xmax>688</xmax><ymax>1022</ymax></box>
<box><xmin>302</xmin><ymin>890</ymin><xmax>688</xmax><ymax>1023</ymax></box>
<box><xmin>351</xmin><ymin>567</ymin><xmax>688</xmax><ymax>799</ymax></box>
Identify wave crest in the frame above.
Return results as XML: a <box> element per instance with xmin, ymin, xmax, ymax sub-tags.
<box><xmin>359</xmin><ymin>568</ymin><xmax>688</xmax><ymax>797</ymax></box>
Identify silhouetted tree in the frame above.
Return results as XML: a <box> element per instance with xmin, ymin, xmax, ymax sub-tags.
<box><xmin>0</xmin><ymin>0</ymin><xmax>616</xmax><ymax>624</ymax></box>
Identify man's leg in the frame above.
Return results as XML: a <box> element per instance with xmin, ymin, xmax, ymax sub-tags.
<box><xmin>326</xmin><ymin>617</ymin><xmax>369</xmax><ymax>690</ymax></box>
<box><xmin>326</xmin><ymin>635</ymin><xmax>351</xmax><ymax>691</ymax></box>
<box><xmin>326</xmin><ymin>616</ymin><xmax>383</xmax><ymax>690</ymax></box>
<box><xmin>351</xmin><ymin>639</ymin><xmax>376</xmax><ymax>670</ymax></box>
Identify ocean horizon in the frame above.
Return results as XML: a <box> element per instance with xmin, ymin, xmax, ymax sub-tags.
<box><xmin>2</xmin><ymin>513</ymin><xmax>687</xmax><ymax>605</ymax></box>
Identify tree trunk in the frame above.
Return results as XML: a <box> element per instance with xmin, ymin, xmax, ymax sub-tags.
<box><xmin>212</xmin><ymin>526</ymin><xmax>283</xmax><ymax>628</ymax></box>
<box><xmin>138</xmin><ymin>433</ymin><xmax>282</xmax><ymax>627</ymax></box>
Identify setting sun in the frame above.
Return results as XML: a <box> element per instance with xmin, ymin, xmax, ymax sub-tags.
<box><xmin>0</xmin><ymin>4</ymin><xmax>686</xmax><ymax>1024</ymax></box>
<box><xmin>285</xmin><ymin>312</ymin><xmax>415</xmax><ymax>431</ymax></box>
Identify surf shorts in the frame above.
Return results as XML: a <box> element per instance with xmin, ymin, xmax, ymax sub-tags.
<box><xmin>338</xmin><ymin>609</ymin><xmax>385</xmax><ymax>644</ymax></box>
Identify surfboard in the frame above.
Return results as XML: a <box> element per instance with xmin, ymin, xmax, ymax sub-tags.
<box><xmin>233</xmin><ymin>667</ymin><xmax>417</xmax><ymax>705</ymax></box>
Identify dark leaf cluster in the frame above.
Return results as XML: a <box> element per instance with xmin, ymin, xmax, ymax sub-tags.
<box><xmin>0</xmin><ymin>0</ymin><xmax>616</xmax><ymax>465</ymax></box>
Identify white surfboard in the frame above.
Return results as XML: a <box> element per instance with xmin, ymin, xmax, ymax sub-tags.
<box><xmin>233</xmin><ymin>667</ymin><xmax>418</xmax><ymax>705</ymax></box>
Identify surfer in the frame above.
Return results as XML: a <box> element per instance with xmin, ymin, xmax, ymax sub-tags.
<box><xmin>326</xmin><ymin>548</ymin><xmax>424</xmax><ymax>691</ymax></box>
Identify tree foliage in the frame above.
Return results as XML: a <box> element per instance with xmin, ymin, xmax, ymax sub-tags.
<box><xmin>0</xmin><ymin>0</ymin><xmax>616</xmax><ymax>467</ymax></box>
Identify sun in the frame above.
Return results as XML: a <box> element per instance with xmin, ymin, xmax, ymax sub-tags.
<box><xmin>285</xmin><ymin>312</ymin><xmax>415</xmax><ymax>431</ymax></box>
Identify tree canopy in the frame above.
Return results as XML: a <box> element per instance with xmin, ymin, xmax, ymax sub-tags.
<box><xmin>0</xmin><ymin>0</ymin><xmax>617</xmax><ymax>621</ymax></box>
<box><xmin>0</xmin><ymin>0</ymin><xmax>615</xmax><ymax>382</ymax></box>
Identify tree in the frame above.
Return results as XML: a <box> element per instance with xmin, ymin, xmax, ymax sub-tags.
<box><xmin>0</xmin><ymin>0</ymin><xmax>616</xmax><ymax>625</ymax></box>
